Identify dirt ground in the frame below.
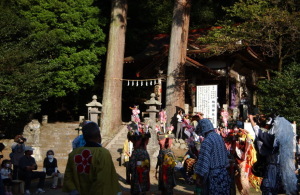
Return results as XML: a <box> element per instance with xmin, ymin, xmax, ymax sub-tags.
<box><xmin>2</xmin><ymin>147</ymin><xmax>261</xmax><ymax>195</ymax></box>
<box><xmin>114</xmin><ymin>148</ymin><xmax>261</xmax><ymax>195</ymax></box>
<box><xmin>115</xmin><ymin>148</ymin><xmax>198</xmax><ymax>195</ymax></box>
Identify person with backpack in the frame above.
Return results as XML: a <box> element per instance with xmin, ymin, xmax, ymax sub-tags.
<box><xmin>155</xmin><ymin>133</ymin><xmax>176</xmax><ymax>195</ymax></box>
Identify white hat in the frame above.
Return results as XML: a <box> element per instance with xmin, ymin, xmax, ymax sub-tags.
<box><xmin>25</xmin><ymin>146</ymin><xmax>35</xmax><ymax>151</ymax></box>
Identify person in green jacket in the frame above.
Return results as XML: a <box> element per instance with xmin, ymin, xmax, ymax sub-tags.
<box><xmin>62</xmin><ymin>122</ymin><xmax>121</xmax><ymax>195</ymax></box>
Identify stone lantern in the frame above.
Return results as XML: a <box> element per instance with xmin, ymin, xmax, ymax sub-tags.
<box><xmin>86</xmin><ymin>95</ymin><xmax>102</xmax><ymax>125</ymax></box>
<box><xmin>144</xmin><ymin>93</ymin><xmax>162</xmax><ymax>168</ymax></box>
<box><xmin>144</xmin><ymin>93</ymin><xmax>162</xmax><ymax>126</ymax></box>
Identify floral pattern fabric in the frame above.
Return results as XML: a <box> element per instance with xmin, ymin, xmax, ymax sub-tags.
<box><xmin>74</xmin><ymin>149</ymin><xmax>92</xmax><ymax>174</ymax></box>
<box><xmin>157</xmin><ymin>148</ymin><xmax>176</xmax><ymax>194</ymax></box>
<box><xmin>129</xmin><ymin>148</ymin><xmax>150</xmax><ymax>194</ymax></box>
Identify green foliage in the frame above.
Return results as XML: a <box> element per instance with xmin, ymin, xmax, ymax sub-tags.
<box><xmin>257</xmin><ymin>63</ymin><xmax>300</xmax><ymax>124</ymax></box>
<box><xmin>125</xmin><ymin>0</ymin><xmax>236</xmax><ymax>55</ymax></box>
<box><xmin>0</xmin><ymin>7</ymin><xmax>51</xmax><ymax>123</ymax></box>
<box><xmin>198</xmin><ymin>0</ymin><xmax>300</xmax><ymax>70</ymax></box>
<box><xmin>17</xmin><ymin>0</ymin><xmax>107</xmax><ymax>97</ymax></box>
<box><xmin>190</xmin><ymin>0</ymin><xmax>235</xmax><ymax>29</ymax></box>
<box><xmin>0</xmin><ymin>0</ymin><xmax>107</xmax><ymax>128</ymax></box>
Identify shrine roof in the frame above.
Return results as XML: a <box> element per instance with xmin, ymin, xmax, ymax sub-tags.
<box><xmin>124</xmin><ymin>27</ymin><xmax>273</xmax><ymax>79</ymax></box>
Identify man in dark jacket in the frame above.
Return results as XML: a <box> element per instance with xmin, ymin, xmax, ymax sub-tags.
<box><xmin>19</xmin><ymin>146</ymin><xmax>46</xmax><ymax>195</ymax></box>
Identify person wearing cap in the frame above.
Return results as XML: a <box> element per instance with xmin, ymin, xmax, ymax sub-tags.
<box><xmin>194</xmin><ymin>118</ymin><xmax>231</xmax><ymax>194</ymax></box>
<box><xmin>18</xmin><ymin>146</ymin><xmax>46</xmax><ymax>195</ymax></box>
<box><xmin>63</xmin><ymin>122</ymin><xmax>121</xmax><ymax>195</ymax></box>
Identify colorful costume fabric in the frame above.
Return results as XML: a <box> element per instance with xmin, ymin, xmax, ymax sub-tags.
<box><xmin>194</xmin><ymin>125</ymin><xmax>231</xmax><ymax>195</ymax></box>
<box><xmin>254</xmin><ymin>117</ymin><xmax>298</xmax><ymax>195</ymax></box>
<box><xmin>157</xmin><ymin>148</ymin><xmax>176</xmax><ymax>194</ymax></box>
<box><xmin>62</xmin><ymin>143</ymin><xmax>120</xmax><ymax>195</ymax></box>
<box><xmin>129</xmin><ymin>148</ymin><xmax>150</xmax><ymax>195</ymax></box>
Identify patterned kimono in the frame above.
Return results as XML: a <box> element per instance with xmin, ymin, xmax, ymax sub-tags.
<box><xmin>129</xmin><ymin>148</ymin><xmax>150</xmax><ymax>195</ymax></box>
<box><xmin>195</xmin><ymin>131</ymin><xmax>231</xmax><ymax>195</ymax></box>
<box><xmin>157</xmin><ymin>148</ymin><xmax>176</xmax><ymax>194</ymax></box>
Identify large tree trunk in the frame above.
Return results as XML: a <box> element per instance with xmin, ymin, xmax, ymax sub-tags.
<box><xmin>100</xmin><ymin>0</ymin><xmax>127</xmax><ymax>137</ymax></box>
<box><xmin>165</xmin><ymin>0</ymin><xmax>191</xmax><ymax>125</ymax></box>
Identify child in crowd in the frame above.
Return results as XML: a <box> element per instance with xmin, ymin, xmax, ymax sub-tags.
<box><xmin>122</xmin><ymin>137</ymin><xmax>133</xmax><ymax>184</ymax></box>
<box><xmin>43</xmin><ymin>150</ymin><xmax>63</xmax><ymax>189</ymax></box>
<box><xmin>1</xmin><ymin>159</ymin><xmax>13</xmax><ymax>195</ymax></box>
<box><xmin>156</xmin><ymin>135</ymin><xmax>177</xmax><ymax>195</ymax></box>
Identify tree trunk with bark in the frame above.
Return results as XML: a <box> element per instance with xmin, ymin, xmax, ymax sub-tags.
<box><xmin>100</xmin><ymin>0</ymin><xmax>127</xmax><ymax>137</ymax></box>
<box><xmin>165</xmin><ymin>0</ymin><xmax>191</xmax><ymax>125</ymax></box>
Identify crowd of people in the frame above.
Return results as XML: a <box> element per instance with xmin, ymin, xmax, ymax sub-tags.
<box><xmin>121</xmin><ymin>106</ymin><xmax>299</xmax><ymax>195</ymax></box>
<box><xmin>0</xmin><ymin>135</ymin><xmax>63</xmax><ymax>195</ymax></box>
<box><xmin>0</xmin><ymin>105</ymin><xmax>299</xmax><ymax>195</ymax></box>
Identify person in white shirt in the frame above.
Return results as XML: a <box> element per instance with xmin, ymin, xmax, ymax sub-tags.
<box><xmin>176</xmin><ymin>110</ymin><xmax>183</xmax><ymax>139</ymax></box>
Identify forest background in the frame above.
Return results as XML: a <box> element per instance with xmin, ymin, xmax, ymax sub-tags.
<box><xmin>0</xmin><ymin>0</ymin><xmax>299</xmax><ymax>137</ymax></box>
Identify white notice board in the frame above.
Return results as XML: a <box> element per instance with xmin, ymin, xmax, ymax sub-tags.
<box><xmin>196</xmin><ymin>85</ymin><xmax>218</xmax><ymax>128</ymax></box>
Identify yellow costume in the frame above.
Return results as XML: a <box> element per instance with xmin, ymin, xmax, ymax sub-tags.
<box><xmin>62</xmin><ymin>146</ymin><xmax>121</xmax><ymax>195</ymax></box>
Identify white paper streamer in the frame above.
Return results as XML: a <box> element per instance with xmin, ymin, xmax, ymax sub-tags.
<box><xmin>136</xmin><ymin>81</ymin><xmax>139</xmax><ymax>86</ymax></box>
<box><xmin>150</xmin><ymin>80</ymin><xmax>152</xmax><ymax>85</ymax></box>
<box><xmin>146</xmin><ymin>81</ymin><xmax>148</xmax><ymax>86</ymax></box>
<box><xmin>127</xmin><ymin>80</ymin><xmax>129</xmax><ymax>86</ymax></box>
<box><xmin>132</xmin><ymin>81</ymin><xmax>134</xmax><ymax>86</ymax></box>
<box><xmin>141</xmin><ymin>81</ymin><xmax>143</xmax><ymax>86</ymax></box>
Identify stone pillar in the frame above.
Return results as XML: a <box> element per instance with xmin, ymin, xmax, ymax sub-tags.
<box><xmin>184</xmin><ymin>104</ymin><xmax>189</xmax><ymax>114</ymax></box>
<box><xmin>42</xmin><ymin>115</ymin><xmax>48</xmax><ymax>125</ymax></box>
<box><xmin>86</xmin><ymin>95</ymin><xmax>102</xmax><ymax>125</ymax></box>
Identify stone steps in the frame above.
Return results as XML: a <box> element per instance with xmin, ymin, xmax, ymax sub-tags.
<box><xmin>105</xmin><ymin>125</ymin><xmax>128</xmax><ymax>161</ymax></box>
<box><xmin>105</xmin><ymin>123</ymin><xmax>162</xmax><ymax>168</ymax></box>
<box><xmin>32</xmin><ymin>122</ymin><xmax>80</xmax><ymax>173</ymax></box>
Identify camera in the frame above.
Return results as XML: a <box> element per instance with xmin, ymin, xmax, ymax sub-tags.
<box><xmin>18</xmin><ymin>137</ymin><xmax>27</xmax><ymax>143</ymax></box>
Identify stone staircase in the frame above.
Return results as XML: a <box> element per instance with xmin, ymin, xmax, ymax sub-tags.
<box><xmin>33</xmin><ymin>122</ymin><xmax>79</xmax><ymax>173</ymax></box>
<box><xmin>105</xmin><ymin>124</ymin><xmax>160</xmax><ymax>168</ymax></box>
<box><xmin>104</xmin><ymin>125</ymin><xmax>128</xmax><ymax>166</ymax></box>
